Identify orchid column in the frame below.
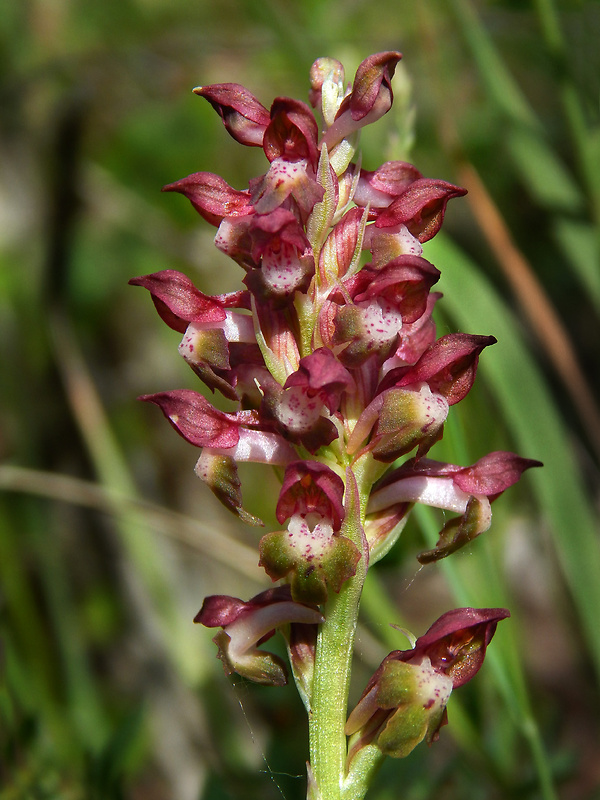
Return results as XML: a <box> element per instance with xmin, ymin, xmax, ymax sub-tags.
<box><xmin>132</xmin><ymin>52</ymin><xmax>540</xmax><ymax>800</ymax></box>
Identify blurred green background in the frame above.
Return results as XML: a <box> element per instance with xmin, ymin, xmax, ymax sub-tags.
<box><xmin>1</xmin><ymin>0</ymin><xmax>599</xmax><ymax>798</ymax></box>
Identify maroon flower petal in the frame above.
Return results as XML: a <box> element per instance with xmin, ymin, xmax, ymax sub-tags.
<box><xmin>195</xmin><ymin>585</ymin><xmax>296</xmax><ymax>627</ymax></box>
<box><xmin>129</xmin><ymin>270</ymin><xmax>226</xmax><ymax>332</ymax></box>
<box><xmin>349</xmin><ymin>51</ymin><xmax>403</xmax><ymax>122</ymax></box>
<box><xmin>322</xmin><ymin>52</ymin><xmax>402</xmax><ymax>150</ymax></box>
<box><xmin>382</xmin><ymin>333</ymin><xmax>497</xmax><ymax>405</ymax></box>
<box><xmin>194</xmin><ymin>594</ymin><xmax>249</xmax><ymax>627</ymax></box>
<box><xmin>140</xmin><ymin>389</ymin><xmax>240</xmax><ymax>448</ymax></box>
<box><xmin>354</xmin><ymin>161</ymin><xmax>423</xmax><ymax>209</ymax></box>
<box><xmin>263</xmin><ymin>97</ymin><xmax>320</xmax><ymax>167</ymax></box>
<box><xmin>375</xmin><ymin>179</ymin><xmax>467</xmax><ymax>242</ymax></box>
<box><xmin>284</xmin><ymin>347</ymin><xmax>356</xmax><ymax>413</ymax></box>
<box><xmin>162</xmin><ymin>172</ymin><xmax>253</xmax><ymax>226</ymax></box>
<box><xmin>397</xmin><ymin>607</ymin><xmax>510</xmax><ymax>687</ymax></box>
<box><xmin>193</xmin><ymin>83</ymin><xmax>270</xmax><ymax>146</ymax></box>
<box><xmin>248</xmin><ymin>207</ymin><xmax>311</xmax><ymax>261</ymax></box>
<box><xmin>453</xmin><ymin>451</ymin><xmax>543</xmax><ymax>499</ymax></box>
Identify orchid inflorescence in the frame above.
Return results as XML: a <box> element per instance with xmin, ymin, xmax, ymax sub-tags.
<box><xmin>132</xmin><ymin>52</ymin><xmax>541</xmax><ymax>800</ymax></box>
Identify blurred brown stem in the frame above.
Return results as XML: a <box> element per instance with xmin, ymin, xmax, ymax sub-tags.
<box><xmin>458</xmin><ymin>160</ymin><xmax>600</xmax><ymax>461</ymax></box>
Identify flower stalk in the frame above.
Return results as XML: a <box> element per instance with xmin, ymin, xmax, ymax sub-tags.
<box><xmin>308</xmin><ymin>466</ymin><xmax>368</xmax><ymax>800</ymax></box>
<box><xmin>133</xmin><ymin>51</ymin><xmax>541</xmax><ymax>800</ymax></box>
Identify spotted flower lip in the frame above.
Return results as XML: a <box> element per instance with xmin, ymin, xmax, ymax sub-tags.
<box><xmin>259</xmin><ymin>512</ymin><xmax>361</xmax><ymax>604</ymax></box>
<box><xmin>250</xmin><ymin>157</ymin><xmax>325</xmax><ymax>217</ymax></box>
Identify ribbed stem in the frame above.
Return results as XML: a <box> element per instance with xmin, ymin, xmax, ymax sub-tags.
<box><xmin>309</xmin><ymin>576</ymin><xmax>363</xmax><ymax>798</ymax></box>
<box><xmin>307</xmin><ymin>466</ymin><xmax>370</xmax><ymax>800</ymax></box>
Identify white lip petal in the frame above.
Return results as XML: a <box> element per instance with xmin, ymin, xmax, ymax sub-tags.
<box><xmin>226</xmin><ymin>601</ymin><xmax>324</xmax><ymax>660</ymax></box>
<box><xmin>207</xmin><ymin>430</ymin><xmax>296</xmax><ymax>465</ymax></box>
<box><xmin>368</xmin><ymin>476</ymin><xmax>471</xmax><ymax>515</ymax></box>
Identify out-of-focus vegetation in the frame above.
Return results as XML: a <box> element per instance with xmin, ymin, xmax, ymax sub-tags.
<box><xmin>1</xmin><ymin>1</ymin><xmax>599</xmax><ymax>798</ymax></box>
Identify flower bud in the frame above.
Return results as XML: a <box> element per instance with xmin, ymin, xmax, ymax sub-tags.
<box><xmin>323</xmin><ymin>52</ymin><xmax>402</xmax><ymax>149</ymax></box>
<box><xmin>259</xmin><ymin>512</ymin><xmax>360</xmax><ymax>604</ymax></box>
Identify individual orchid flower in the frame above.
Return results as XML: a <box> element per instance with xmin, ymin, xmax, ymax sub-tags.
<box><xmin>345</xmin><ymin>608</ymin><xmax>510</xmax><ymax>761</ymax></box>
<box><xmin>251</xmin><ymin>97</ymin><xmax>324</xmax><ymax>216</ymax></box>
<box><xmin>140</xmin><ymin>389</ymin><xmax>296</xmax><ymax>522</ymax></box>
<box><xmin>330</xmin><ymin>255</ymin><xmax>440</xmax><ymax>367</ymax></box>
<box><xmin>368</xmin><ymin>452</ymin><xmax>543</xmax><ymax>562</ymax></box>
<box><xmin>346</xmin><ymin>382</ymin><xmax>450</xmax><ymax>464</ymax></box>
<box><xmin>243</xmin><ymin>207</ymin><xmax>316</xmax><ymax>302</ymax></box>
<box><xmin>259</xmin><ymin>461</ymin><xmax>360</xmax><ymax>603</ymax></box>
<box><xmin>261</xmin><ymin>347</ymin><xmax>355</xmax><ymax>453</ymax></box>
<box><xmin>195</xmin><ymin>586</ymin><xmax>323</xmax><ymax>685</ymax></box>
<box><xmin>130</xmin><ymin>270</ymin><xmax>258</xmax><ymax>400</ymax></box>
<box><xmin>377</xmin><ymin>332</ymin><xmax>497</xmax><ymax>405</ymax></box>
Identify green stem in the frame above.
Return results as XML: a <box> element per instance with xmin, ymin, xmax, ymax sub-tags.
<box><xmin>309</xmin><ymin>576</ymin><xmax>363</xmax><ymax>799</ymax></box>
<box><xmin>307</xmin><ymin>465</ymin><xmax>371</xmax><ymax>800</ymax></box>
